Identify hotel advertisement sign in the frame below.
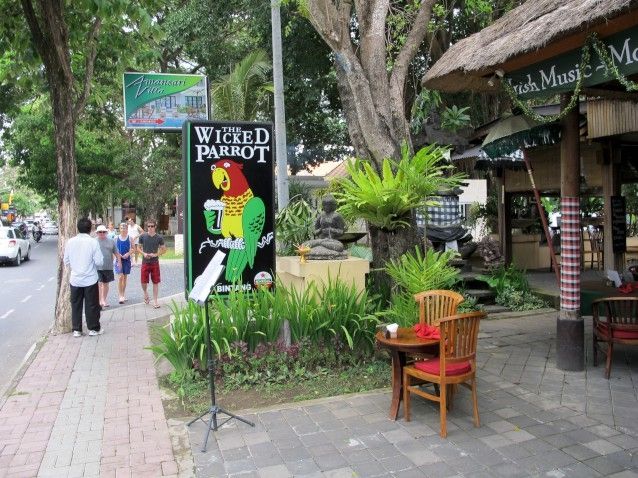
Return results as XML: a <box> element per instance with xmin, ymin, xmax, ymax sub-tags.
<box><xmin>123</xmin><ymin>72</ymin><xmax>209</xmax><ymax>130</ymax></box>
<box><xmin>507</xmin><ymin>25</ymin><xmax>638</xmax><ymax>99</ymax></box>
<box><xmin>182</xmin><ymin>120</ymin><xmax>275</xmax><ymax>296</ymax></box>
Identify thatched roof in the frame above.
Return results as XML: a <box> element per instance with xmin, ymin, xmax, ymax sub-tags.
<box><xmin>423</xmin><ymin>0</ymin><xmax>638</xmax><ymax>92</ymax></box>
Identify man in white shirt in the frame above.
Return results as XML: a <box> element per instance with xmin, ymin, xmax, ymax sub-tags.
<box><xmin>63</xmin><ymin>217</ymin><xmax>104</xmax><ymax>337</ymax></box>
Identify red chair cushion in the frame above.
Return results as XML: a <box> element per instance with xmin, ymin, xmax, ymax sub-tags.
<box><xmin>596</xmin><ymin>324</ymin><xmax>638</xmax><ymax>340</ymax></box>
<box><xmin>414</xmin><ymin>357</ymin><xmax>471</xmax><ymax>376</ymax></box>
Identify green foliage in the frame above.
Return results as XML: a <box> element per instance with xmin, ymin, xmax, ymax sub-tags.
<box><xmin>219</xmin><ymin>340</ymin><xmax>381</xmax><ymax>390</ymax></box>
<box><xmin>348</xmin><ymin>245</ymin><xmax>373</xmax><ymax>262</ymax></box>
<box><xmin>441</xmin><ymin>105</ymin><xmax>471</xmax><ymax>132</ymax></box>
<box><xmin>275</xmin><ymin>196</ymin><xmax>316</xmax><ymax>255</ymax></box>
<box><xmin>147</xmin><ymin>302</ymin><xmax>208</xmax><ymax>376</ymax></box>
<box><xmin>149</xmin><ymin>280</ymin><xmax>380</xmax><ymax>380</ymax></box>
<box><xmin>386</xmin><ymin>246</ymin><xmax>461</xmax><ymax>295</ymax></box>
<box><xmin>477</xmin><ymin>264</ymin><xmax>546</xmax><ymax>311</ymax></box>
<box><xmin>211</xmin><ymin>49</ymin><xmax>273</xmax><ymax>121</ymax></box>
<box><xmin>277</xmin><ymin>278</ymin><xmax>379</xmax><ymax>352</ymax></box>
<box><xmin>410</xmin><ymin>89</ymin><xmax>442</xmax><ymax>134</ymax></box>
<box><xmin>496</xmin><ymin>286</ymin><xmax>546</xmax><ymax>312</ymax></box>
<box><xmin>333</xmin><ymin>144</ymin><xmax>465</xmax><ymax>231</ymax></box>
<box><xmin>383</xmin><ymin>246</ymin><xmax>461</xmax><ymax>326</ymax></box>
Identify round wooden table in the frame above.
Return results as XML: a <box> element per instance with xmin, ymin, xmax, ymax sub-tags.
<box><xmin>376</xmin><ymin>327</ymin><xmax>438</xmax><ymax>420</ymax></box>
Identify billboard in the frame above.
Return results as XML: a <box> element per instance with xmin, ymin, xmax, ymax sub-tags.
<box><xmin>183</xmin><ymin>120</ymin><xmax>275</xmax><ymax>295</ymax></box>
<box><xmin>123</xmin><ymin>72</ymin><xmax>209</xmax><ymax>130</ymax></box>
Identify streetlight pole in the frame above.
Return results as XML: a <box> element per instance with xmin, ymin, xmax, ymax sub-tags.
<box><xmin>271</xmin><ymin>0</ymin><xmax>289</xmax><ymax>210</ymax></box>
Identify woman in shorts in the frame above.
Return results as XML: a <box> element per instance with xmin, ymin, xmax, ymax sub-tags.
<box><xmin>114</xmin><ymin>223</ymin><xmax>133</xmax><ymax>303</ymax></box>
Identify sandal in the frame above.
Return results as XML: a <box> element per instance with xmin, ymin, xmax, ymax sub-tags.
<box><xmin>153</xmin><ymin>304</ymin><xmax>161</xmax><ymax>309</ymax></box>
<box><xmin>144</xmin><ymin>296</ymin><xmax>150</xmax><ymax>305</ymax></box>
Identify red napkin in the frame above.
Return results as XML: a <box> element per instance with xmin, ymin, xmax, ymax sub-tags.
<box><xmin>413</xmin><ymin>323</ymin><xmax>440</xmax><ymax>339</ymax></box>
<box><xmin>619</xmin><ymin>283</ymin><xmax>634</xmax><ymax>294</ymax></box>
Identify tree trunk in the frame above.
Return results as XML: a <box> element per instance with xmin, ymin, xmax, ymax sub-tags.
<box><xmin>368</xmin><ymin>221</ymin><xmax>419</xmax><ymax>294</ymax></box>
<box><xmin>51</xmin><ymin>81</ymin><xmax>78</xmax><ymax>334</ymax></box>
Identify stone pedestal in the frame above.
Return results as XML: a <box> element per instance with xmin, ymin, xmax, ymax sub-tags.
<box><xmin>276</xmin><ymin>256</ymin><xmax>370</xmax><ymax>294</ymax></box>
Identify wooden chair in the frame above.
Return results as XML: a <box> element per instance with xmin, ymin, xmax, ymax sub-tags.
<box><xmin>403</xmin><ymin>311</ymin><xmax>486</xmax><ymax>438</ymax></box>
<box><xmin>592</xmin><ymin>297</ymin><xmax>638</xmax><ymax>379</ymax></box>
<box><xmin>582</xmin><ymin>229</ymin><xmax>603</xmax><ymax>270</ymax></box>
<box><xmin>413</xmin><ymin>290</ymin><xmax>464</xmax><ymax>326</ymax></box>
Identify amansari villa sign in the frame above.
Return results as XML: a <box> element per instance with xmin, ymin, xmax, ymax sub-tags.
<box><xmin>506</xmin><ymin>24</ymin><xmax>638</xmax><ymax>99</ymax></box>
<box><xmin>123</xmin><ymin>72</ymin><xmax>209</xmax><ymax>130</ymax></box>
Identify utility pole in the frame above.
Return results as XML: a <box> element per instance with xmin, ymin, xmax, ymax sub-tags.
<box><xmin>271</xmin><ymin>0</ymin><xmax>289</xmax><ymax>210</ymax></box>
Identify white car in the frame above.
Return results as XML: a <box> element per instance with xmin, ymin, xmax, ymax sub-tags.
<box><xmin>0</xmin><ymin>227</ymin><xmax>31</xmax><ymax>266</ymax></box>
<box><xmin>42</xmin><ymin>222</ymin><xmax>59</xmax><ymax>235</ymax></box>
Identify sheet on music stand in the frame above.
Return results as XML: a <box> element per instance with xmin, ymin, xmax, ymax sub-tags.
<box><xmin>189</xmin><ymin>250</ymin><xmax>226</xmax><ymax>305</ymax></box>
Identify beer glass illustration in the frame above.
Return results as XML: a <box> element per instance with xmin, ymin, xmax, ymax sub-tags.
<box><xmin>204</xmin><ymin>199</ymin><xmax>225</xmax><ymax>234</ymax></box>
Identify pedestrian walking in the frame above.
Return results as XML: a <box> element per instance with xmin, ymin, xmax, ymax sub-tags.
<box><xmin>126</xmin><ymin>216</ymin><xmax>144</xmax><ymax>265</ymax></box>
<box><xmin>137</xmin><ymin>219</ymin><xmax>166</xmax><ymax>309</ymax></box>
<box><xmin>96</xmin><ymin>225</ymin><xmax>121</xmax><ymax>309</ymax></box>
<box><xmin>63</xmin><ymin>217</ymin><xmax>103</xmax><ymax>337</ymax></box>
<box><xmin>106</xmin><ymin>221</ymin><xmax>117</xmax><ymax>240</ymax></box>
<box><xmin>114</xmin><ymin>223</ymin><xmax>133</xmax><ymax>304</ymax></box>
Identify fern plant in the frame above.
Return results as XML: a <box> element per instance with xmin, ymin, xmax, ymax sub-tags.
<box><xmin>333</xmin><ymin>144</ymin><xmax>465</xmax><ymax>231</ymax></box>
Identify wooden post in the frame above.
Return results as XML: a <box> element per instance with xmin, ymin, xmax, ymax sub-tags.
<box><xmin>602</xmin><ymin>142</ymin><xmax>623</xmax><ymax>271</ymax></box>
<box><xmin>556</xmin><ymin>95</ymin><xmax>584</xmax><ymax>371</ymax></box>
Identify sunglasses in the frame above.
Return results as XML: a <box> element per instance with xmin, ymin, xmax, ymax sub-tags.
<box><xmin>147</xmin><ymin>224</ymin><xmax>156</xmax><ymax>228</ymax></box>
<box><xmin>98</xmin><ymin>231</ymin><xmax>107</xmax><ymax>234</ymax></box>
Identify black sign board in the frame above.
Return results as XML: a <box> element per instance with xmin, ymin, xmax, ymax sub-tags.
<box><xmin>182</xmin><ymin>120</ymin><xmax>275</xmax><ymax>294</ymax></box>
<box><xmin>611</xmin><ymin>196</ymin><xmax>626</xmax><ymax>254</ymax></box>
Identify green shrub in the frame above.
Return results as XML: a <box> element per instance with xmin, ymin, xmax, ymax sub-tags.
<box><xmin>149</xmin><ymin>280</ymin><xmax>380</xmax><ymax>378</ymax></box>
<box><xmin>383</xmin><ymin>246</ymin><xmax>461</xmax><ymax>326</ymax></box>
<box><xmin>385</xmin><ymin>246</ymin><xmax>460</xmax><ymax>294</ymax></box>
<box><xmin>496</xmin><ymin>286</ymin><xmax>546</xmax><ymax>311</ymax></box>
<box><xmin>275</xmin><ymin>196</ymin><xmax>316</xmax><ymax>255</ymax></box>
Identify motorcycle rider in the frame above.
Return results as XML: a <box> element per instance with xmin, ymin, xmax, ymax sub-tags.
<box><xmin>32</xmin><ymin>221</ymin><xmax>42</xmax><ymax>242</ymax></box>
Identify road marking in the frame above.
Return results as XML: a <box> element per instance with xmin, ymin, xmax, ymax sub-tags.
<box><xmin>1</xmin><ymin>309</ymin><xmax>14</xmax><ymax>319</ymax></box>
<box><xmin>21</xmin><ymin>295</ymin><xmax>32</xmax><ymax>303</ymax></box>
<box><xmin>48</xmin><ymin>277</ymin><xmax>55</xmax><ymax>282</ymax></box>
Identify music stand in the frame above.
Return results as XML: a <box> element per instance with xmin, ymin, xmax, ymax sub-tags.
<box><xmin>186</xmin><ymin>251</ymin><xmax>254</xmax><ymax>452</ymax></box>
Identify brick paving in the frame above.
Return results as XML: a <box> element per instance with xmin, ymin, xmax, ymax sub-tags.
<box><xmin>0</xmin><ymin>298</ymin><xmax>180</xmax><ymax>478</ymax></box>
<box><xmin>187</xmin><ymin>310</ymin><xmax>638</xmax><ymax>477</ymax></box>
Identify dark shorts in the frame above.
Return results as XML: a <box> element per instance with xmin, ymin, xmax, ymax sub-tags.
<box><xmin>98</xmin><ymin>270</ymin><xmax>115</xmax><ymax>283</ymax></box>
<box><xmin>115</xmin><ymin>258</ymin><xmax>131</xmax><ymax>275</ymax></box>
<box><xmin>141</xmin><ymin>262</ymin><xmax>161</xmax><ymax>284</ymax></box>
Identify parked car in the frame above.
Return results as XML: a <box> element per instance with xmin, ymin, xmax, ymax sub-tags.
<box><xmin>0</xmin><ymin>226</ymin><xmax>31</xmax><ymax>266</ymax></box>
<box><xmin>42</xmin><ymin>222</ymin><xmax>59</xmax><ymax>235</ymax></box>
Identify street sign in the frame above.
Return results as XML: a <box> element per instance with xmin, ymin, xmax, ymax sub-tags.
<box><xmin>182</xmin><ymin>120</ymin><xmax>275</xmax><ymax>295</ymax></box>
<box><xmin>123</xmin><ymin>72</ymin><xmax>209</xmax><ymax>130</ymax></box>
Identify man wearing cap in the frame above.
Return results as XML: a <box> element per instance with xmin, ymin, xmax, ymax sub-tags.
<box><xmin>96</xmin><ymin>224</ymin><xmax>122</xmax><ymax>309</ymax></box>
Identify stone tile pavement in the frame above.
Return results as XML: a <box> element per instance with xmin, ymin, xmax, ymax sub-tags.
<box><xmin>0</xmin><ymin>295</ymin><xmax>185</xmax><ymax>478</ymax></box>
<box><xmin>2</xmin><ymin>297</ymin><xmax>638</xmax><ymax>477</ymax></box>
<box><xmin>187</xmin><ymin>309</ymin><xmax>638</xmax><ymax>477</ymax></box>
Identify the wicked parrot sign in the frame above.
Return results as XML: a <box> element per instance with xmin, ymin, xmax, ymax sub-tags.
<box><xmin>506</xmin><ymin>24</ymin><xmax>638</xmax><ymax>99</ymax></box>
<box><xmin>183</xmin><ymin>121</ymin><xmax>275</xmax><ymax>295</ymax></box>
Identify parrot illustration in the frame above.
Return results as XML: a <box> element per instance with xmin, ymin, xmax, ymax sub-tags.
<box><xmin>210</xmin><ymin>159</ymin><xmax>265</xmax><ymax>282</ymax></box>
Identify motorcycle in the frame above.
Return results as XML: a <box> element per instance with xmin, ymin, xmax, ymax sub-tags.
<box><xmin>32</xmin><ymin>226</ymin><xmax>42</xmax><ymax>243</ymax></box>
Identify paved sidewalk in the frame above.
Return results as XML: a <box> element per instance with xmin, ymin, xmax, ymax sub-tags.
<box><xmin>0</xmin><ymin>296</ymin><xmax>184</xmax><ymax>478</ymax></box>
<box><xmin>187</xmin><ymin>310</ymin><xmax>638</xmax><ymax>477</ymax></box>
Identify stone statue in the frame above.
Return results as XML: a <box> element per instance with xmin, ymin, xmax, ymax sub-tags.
<box><xmin>314</xmin><ymin>195</ymin><xmax>346</xmax><ymax>239</ymax></box>
<box><xmin>302</xmin><ymin>195</ymin><xmax>348</xmax><ymax>260</ymax></box>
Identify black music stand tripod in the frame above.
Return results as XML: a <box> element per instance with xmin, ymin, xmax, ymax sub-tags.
<box><xmin>186</xmin><ymin>265</ymin><xmax>254</xmax><ymax>452</ymax></box>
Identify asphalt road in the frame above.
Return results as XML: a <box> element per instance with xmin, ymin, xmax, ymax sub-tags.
<box><xmin>0</xmin><ymin>234</ymin><xmax>185</xmax><ymax>396</ymax></box>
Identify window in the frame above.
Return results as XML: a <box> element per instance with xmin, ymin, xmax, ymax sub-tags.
<box><xmin>185</xmin><ymin>96</ymin><xmax>203</xmax><ymax>108</ymax></box>
<box><xmin>154</xmin><ymin>96</ymin><xmax>177</xmax><ymax>109</ymax></box>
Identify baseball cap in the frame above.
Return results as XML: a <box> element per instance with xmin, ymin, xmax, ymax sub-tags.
<box><xmin>96</xmin><ymin>225</ymin><xmax>108</xmax><ymax>232</ymax></box>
